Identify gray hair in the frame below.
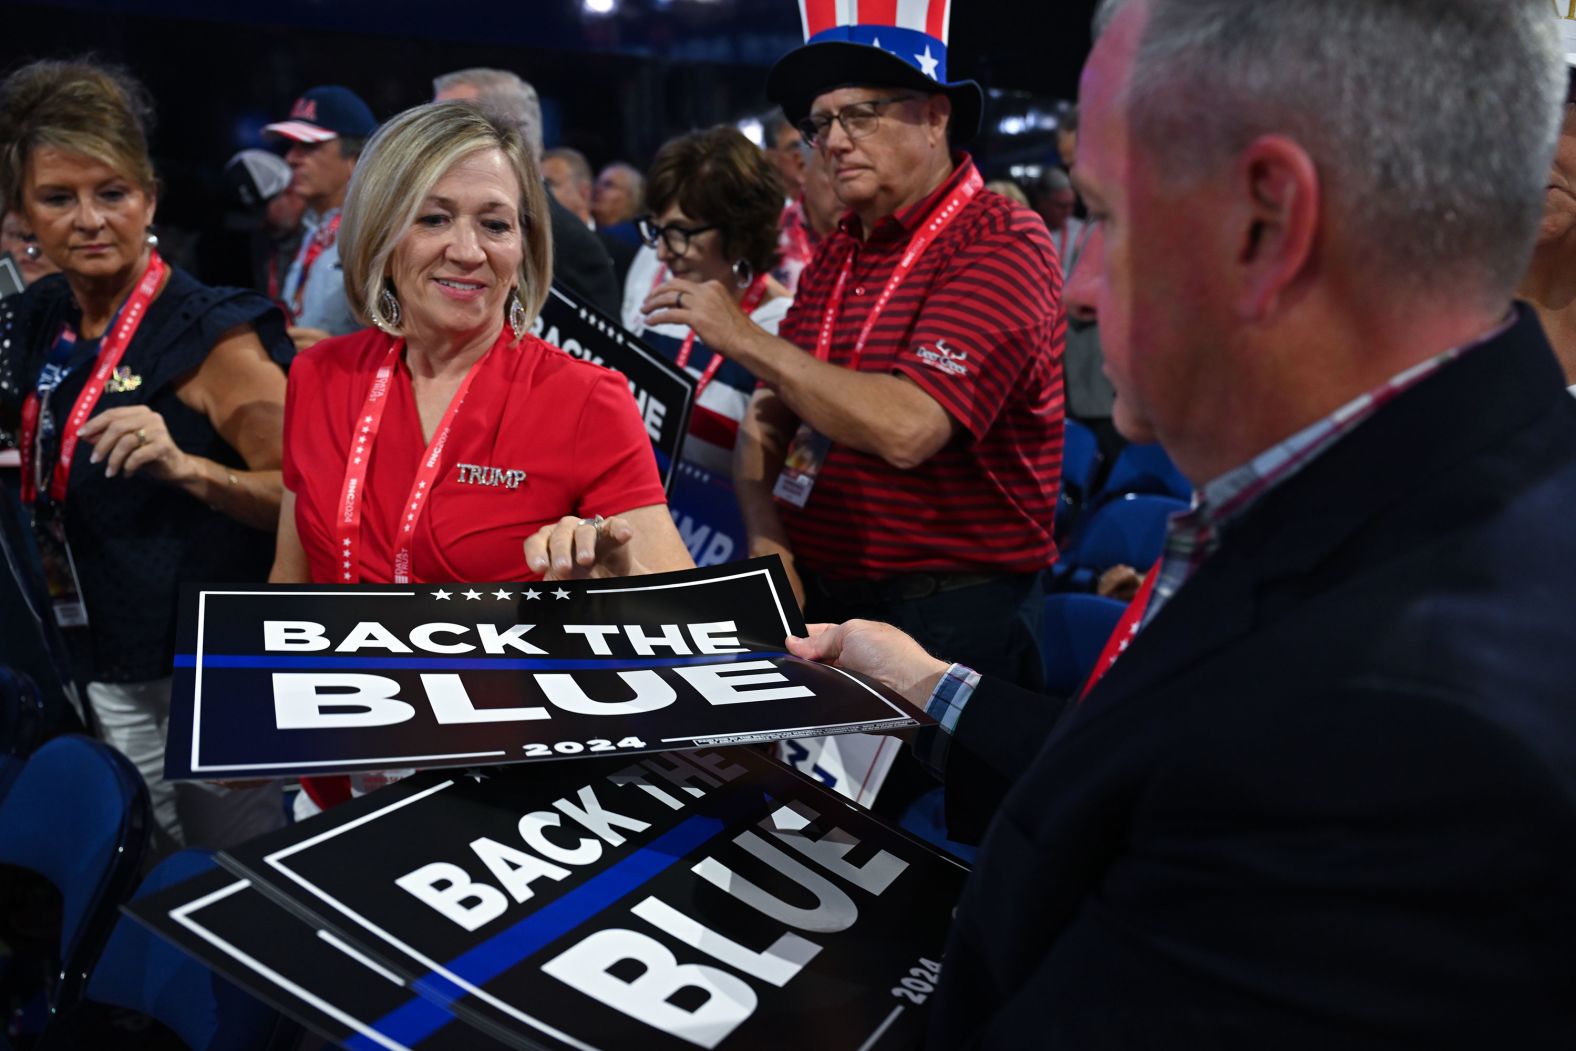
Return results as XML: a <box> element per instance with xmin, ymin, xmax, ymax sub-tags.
<box><xmin>1038</xmin><ymin>168</ymin><xmax>1073</xmax><ymax>195</ymax></box>
<box><xmin>432</xmin><ymin>68</ymin><xmax>543</xmax><ymax>161</ymax></box>
<box><xmin>543</xmin><ymin>146</ymin><xmax>592</xmax><ymax>189</ymax></box>
<box><xmin>1093</xmin><ymin>0</ymin><xmax>1565</xmax><ymax>303</ymax></box>
<box><xmin>597</xmin><ymin>162</ymin><xmax>646</xmax><ymax>214</ymax></box>
<box><xmin>340</xmin><ymin>101</ymin><xmax>553</xmax><ymax>337</ymax></box>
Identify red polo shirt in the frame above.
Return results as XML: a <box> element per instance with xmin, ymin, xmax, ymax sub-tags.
<box><xmin>776</xmin><ymin>155</ymin><xmax>1066</xmax><ymax>578</ymax></box>
<box><xmin>282</xmin><ymin>328</ymin><xmax>666</xmax><ymax>584</ymax></box>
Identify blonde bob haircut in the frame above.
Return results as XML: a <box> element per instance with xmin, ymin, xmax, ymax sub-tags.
<box><xmin>339</xmin><ymin>101</ymin><xmax>553</xmax><ymax>337</ymax></box>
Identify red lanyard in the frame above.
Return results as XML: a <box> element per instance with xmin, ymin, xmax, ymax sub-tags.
<box><xmin>675</xmin><ymin>274</ymin><xmax>769</xmax><ymax>396</ymax></box>
<box><xmin>814</xmin><ymin>167</ymin><xmax>983</xmax><ymax>368</ymax></box>
<box><xmin>19</xmin><ymin>250</ymin><xmax>166</xmax><ymax>506</ymax></box>
<box><xmin>289</xmin><ymin>213</ymin><xmax>340</xmax><ymax>323</ymax></box>
<box><xmin>334</xmin><ymin>330</ymin><xmax>507</xmax><ymax>584</ymax></box>
<box><xmin>1078</xmin><ymin>558</ymin><xmax>1161</xmax><ymax>702</ymax></box>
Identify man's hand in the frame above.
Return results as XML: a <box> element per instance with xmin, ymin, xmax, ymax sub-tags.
<box><xmin>786</xmin><ymin>620</ymin><xmax>951</xmax><ymax>708</ymax></box>
<box><xmin>1097</xmin><ymin>564</ymin><xmax>1144</xmax><ymax>601</ymax></box>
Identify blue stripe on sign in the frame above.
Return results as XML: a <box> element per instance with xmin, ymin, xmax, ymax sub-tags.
<box><xmin>172</xmin><ymin>652</ymin><xmax>785</xmax><ymax>671</ymax></box>
<box><xmin>366</xmin><ymin>812</ymin><xmax>728</xmax><ymax>1047</ymax></box>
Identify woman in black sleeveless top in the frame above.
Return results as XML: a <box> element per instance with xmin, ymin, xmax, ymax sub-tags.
<box><xmin>0</xmin><ymin>60</ymin><xmax>295</xmax><ymax>854</ymax></box>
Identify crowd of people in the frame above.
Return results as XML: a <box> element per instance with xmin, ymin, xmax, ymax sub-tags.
<box><xmin>1</xmin><ymin>0</ymin><xmax>1575</xmax><ymax>1044</ymax></box>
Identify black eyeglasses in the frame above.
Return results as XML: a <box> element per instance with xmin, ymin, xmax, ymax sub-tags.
<box><xmin>638</xmin><ymin>215</ymin><xmax>719</xmax><ymax>255</ymax></box>
<box><xmin>795</xmin><ymin>94</ymin><xmax>916</xmax><ymax>148</ymax></box>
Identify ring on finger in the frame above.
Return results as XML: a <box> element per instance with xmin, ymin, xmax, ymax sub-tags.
<box><xmin>578</xmin><ymin>515</ymin><xmax>606</xmax><ymax>533</ymax></box>
<box><xmin>676</xmin><ymin>291</ymin><xmax>685</xmax><ymax>310</ymax></box>
<box><xmin>136</xmin><ymin>427</ymin><xmax>149</xmax><ymax>446</ymax></box>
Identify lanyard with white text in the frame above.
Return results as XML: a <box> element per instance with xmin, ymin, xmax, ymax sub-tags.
<box><xmin>289</xmin><ymin>213</ymin><xmax>340</xmax><ymax>323</ymax></box>
<box><xmin>814</xmin><ymin>168</ymin><xmax>983</xmax><ymax>369</ymax></box>
<box><xmin>19</xmin><ymin>250</ymin><xmax>166</xmax><ymax>506</ymax></box>
<box><xmin>675</xmin><ymin>274</ymin><xmax>769</xmax><ymax>397</ymax></box>
<box><xmin>334</xmin><ymin>331</ymin><xmax>503</xmax><ymax>583</ymax></box>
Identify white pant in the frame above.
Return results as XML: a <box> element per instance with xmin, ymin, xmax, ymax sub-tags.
<box><xmin>87</xmin><ymin>678</ymin><xmax>284</xmax><ymax>859</ymax></box>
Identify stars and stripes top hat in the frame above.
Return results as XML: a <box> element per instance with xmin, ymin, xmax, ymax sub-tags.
<box><xmin>767</xmin><ymin>0</ymin><xmax>984</xmax><ymax>143</ymax></box>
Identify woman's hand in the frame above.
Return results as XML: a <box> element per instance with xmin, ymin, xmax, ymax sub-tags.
<box><xmin>76</xmin><ymin>405</ymin><xmax>196</xmax><ymax>485</ymax></box>
<box><xmin>526</xmin><ymin>514</ymin><xmax>640</xmax><ymax>580</ymax></box>
<box><xmin>641</xmin><ymin>277</ymin><xmax>758</xmax><ymax>355</ymax></box>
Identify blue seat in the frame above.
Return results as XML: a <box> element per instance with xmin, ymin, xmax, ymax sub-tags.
<box><xmin>1098</xmin><ymin>442</ymin><xmax>1191</xmax><ymax>503</ymax></box>
<box><xmin>1040</xmin><ymin>593</ymin><xmax>1129</xmax><ymax>697</ymax></box>
<box><xmin>84</xmin><ymin>849</ymin><xmax>299</xmax><ymax>1051</ymax></box>
<box><xmin>1067</xmin><ymin>493</ymin><xmax>1189</xmax><ymax>572</ymax></box>
<box><xmin>1056</xmin><ymin>419</ymin><xmax>1103</xmax><ymax>544</ymax></box>
<box><xmin>0</xmin><ymin>666</ymin><xmax>47</xmax><ymax>758</ymax></box>
<box><xmin>899</xmin><ymin>788</ymin><xmax>978</xmax><ymax>864</ymax></box>
<box><xmin>0</xmin><ymin>735</ymin><xmax>149</xmax><ymax>1033</ymax></box>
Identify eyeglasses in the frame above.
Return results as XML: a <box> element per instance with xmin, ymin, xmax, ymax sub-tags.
<box><xmin>795</xmin><ymin>95</ymin><xmax>916</xmax><ymax>148</ymax></box>
<box><xmin>638</xmin><ymin>215</ymin><xmax>719</xmax><ymax>256</ymax></box>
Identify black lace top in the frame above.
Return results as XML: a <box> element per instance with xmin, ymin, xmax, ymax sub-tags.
<box><xmin>0</xmin><ymin>267</ymin><xmax>293</xmax><ymax>681</ymax></box>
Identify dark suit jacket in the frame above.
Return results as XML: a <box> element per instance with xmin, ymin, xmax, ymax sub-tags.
<box><xmin>930</xmin><ymin>305</ymin><xmax>1576</xmax><ymax>1048</ymax></box>
<box><xmin>597</xmin><ymin>228</ymin><xmax>639</xmax><ymax>300</ymax></box>
<box><xmin>546</xmin><ymin>194</ymin><xmax>619</xmax><ymax>318</ymax></box>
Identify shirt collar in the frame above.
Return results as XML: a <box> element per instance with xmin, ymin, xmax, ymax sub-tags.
<box><xmin>1193</xmin><ymin>310</ymin><xmax>1517</xmax><ymax>530</ymax></box>
<box><xmin>834</xmin><ymin>152</ymin><xmax>977</xmax><ymax>244</ymax></box>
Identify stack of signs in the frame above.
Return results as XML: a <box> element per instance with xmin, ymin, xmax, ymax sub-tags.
<box><xmin>163</xmin><ymin>559</ymin><xmax>927</xmax><ymax>782</ymax></box>
<box><xmin>532</xmin><ymin>282</ymin><xmax>695</xmax><ymax>493</ymax></box>
<box><xmin>130</xmin><ymin>749</ymin><xmax>969</xmax><ymax>1049</ymax></box>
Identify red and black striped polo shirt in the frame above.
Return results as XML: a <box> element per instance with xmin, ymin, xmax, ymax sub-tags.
<box><xmin>776</xmin><ymin>155</ymin><xmax>1066</xmax><ymax>579</ymax></box>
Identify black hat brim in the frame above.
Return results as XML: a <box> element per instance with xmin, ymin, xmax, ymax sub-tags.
<box><xmin>767</xmin><ymin>41</ymin><xmax>984</xmax><ymax>145</ymax></box>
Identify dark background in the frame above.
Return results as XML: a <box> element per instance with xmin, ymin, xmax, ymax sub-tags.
<box><xmin>5</xmin><ymin>0</ymin><xmax>1099</xmax><ymax>280</ymax></box>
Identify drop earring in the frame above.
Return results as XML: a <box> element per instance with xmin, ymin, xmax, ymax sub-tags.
<box><xmin>23</xmin><ymin>243</ymin><xmax>41</xmax><ymax>261</ymax></box>
<box><xmin>732</xmin><ymin>259</ymin><xmax>754</xmax><ymax>289</ymax></box>
<box><xmin>508</xmin><ymin>288</ymin><xmax>528</xmax><ymax>340</ymax></box>
<box><xmin>375</xmin><ymin>283</ymin><xmax>402</xmax><ymax>330</ymax></box>
<box><xmin>145</xmin><ymin>231</ymin><xmax>159</xmax><ymax>248</ymax></box>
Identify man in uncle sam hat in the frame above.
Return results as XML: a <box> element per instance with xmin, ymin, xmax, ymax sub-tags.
<box><xmin>1518</xmin><ymin>5</ymin><xmax>1576</xmax><ymax>393</ymax></box>
<box><xmin>786</xmin><ymin>0</ymin><xmax>1576</xmax><ymax>1044</ymax></box>
<box><xmin>642</xmin><ymin>0</ymin><xmax>1068</xmax><ymax>817</ymax></box>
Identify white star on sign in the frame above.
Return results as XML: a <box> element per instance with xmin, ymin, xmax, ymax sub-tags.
<box><xmin>462</xmin><ymin>589</ymin><xmax>482</xmax><ymax>600</ymax></box>
<box><xmin>552</xmin><ymin>587</ymin><xmax>570</xmax><ymax>600</ymax></box>
<box><xmin>492</xmin><ymin>589</ymin><xmax>512</xmax><ymax>600</ymax></box>
<box><xmin>432</xmin><ymin>589</ymin><xmax>451</xmax><ymax>600</ymax></box>
<box><xmin>915</xmin><ymin>44</ymin><xmax>940</xmax><ymax>79</ymax></box>
<box><xmin>524</xmin><ymin>588</ymin><xmax>541</xmax><ymax>600</ymax></box>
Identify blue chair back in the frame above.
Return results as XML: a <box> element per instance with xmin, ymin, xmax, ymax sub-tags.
<box><xmin>1040</xmin><ymin>593</ymin><xmax>1129</xmax><ymax>696</ymax></box>
<box><xmin>898</xmin><ymin>788</ymin><xmax>978</xmax><ymax>864</ymax></box>
<box><xmin>1098</xmin><ymin>442</ymin><xmax>1191</xmax><ymax>503</ymax></box>
<box><xmin>0</xmin><ymin>735</ymin><xmax>149</xmax><ymax>1022</ymax></box>
<box><xmin>1069</xmin><ymin>494</ymin><xmax>1189</xmax><ymax>572</ymax></box>
<box><xmin>85</xmin><ymin>849</ymin><xmax>296</xmax><ymax>1051</ymax></box>
<box><xmin>0</xmin><ymin>666</ymin><xmax>47</xmax><ymax>758</ymax></box>
<box><xmin>1061</xmin><ymin>420</ymin><xmax>1101</xmax><ymax>503</ymax></box>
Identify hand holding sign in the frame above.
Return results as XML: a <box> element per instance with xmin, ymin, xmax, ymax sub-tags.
<box><xmin>787</xmin><ymin>620</ymin><xmax>951</xmax><ymax>709</ymax></box>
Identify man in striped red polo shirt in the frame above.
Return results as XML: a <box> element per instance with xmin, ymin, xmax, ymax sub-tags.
<box><xmin>641</xmin><ymin>6</ymin><xmax>1065</xmax><ymax>730</ymax></box>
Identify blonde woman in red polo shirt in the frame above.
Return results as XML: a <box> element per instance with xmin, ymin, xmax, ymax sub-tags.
<box><xmin>271</xmin><ymin>103</ymin><xmax>693</xmax><ymax>804</ymax></box>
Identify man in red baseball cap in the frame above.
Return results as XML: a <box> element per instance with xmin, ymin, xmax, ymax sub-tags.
<box><xmin>264</xmin><ymin>85</ymin><xmax>378</xmax><ymax>348</ymax></box>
